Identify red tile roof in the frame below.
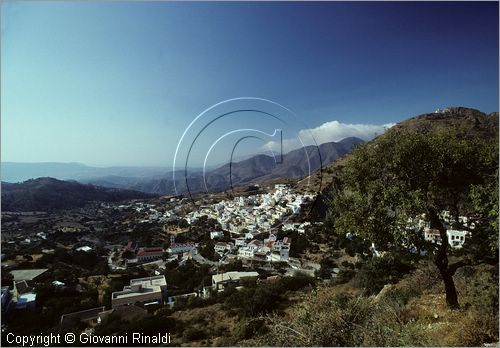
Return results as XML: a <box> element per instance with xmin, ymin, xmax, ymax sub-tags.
<box><xmin>136</xmin><ymin>247</ymin><xmax>163</xmax><ymax>257</ymax></box>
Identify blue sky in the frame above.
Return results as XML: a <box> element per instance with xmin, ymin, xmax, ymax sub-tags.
<box><xmin>2</xmin><ymin>1</ymin><xmax>498</xmax><ymax>167</ymax></box>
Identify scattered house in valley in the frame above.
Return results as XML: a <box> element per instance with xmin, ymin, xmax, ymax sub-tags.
<box><xmin>10</xmin><ymin>268</ymin><xmax>48</xmax><ymax>282</ymax></box>
<box><xmin>234</xmin><ymin>237</ymin><xmax>247</xmax><ymax>247</ymax></box>
<box><xmin>245</xmin><ymin>230</ymin><xmax>263</xmax><ymax>240</ymax></box>
<box><xmin>167</xmin><ymin>242</ymin><xmax>197</xmax><ymax>255</ymax></box>
<box><xmin>52</xmin><ymin>280</ymin><xmax>65</xmax><ymax>287</ymax></box>
<box><xmin>166</xmin><ymin>235</ymin><xmax>198</xmax><ymax>255</ymax></box>
<box><xmin>424</xmin><ymin>227</ymin><xmax>470</xmax><ymax>249</ymax></box>
<box><xmin>121</xmin><ymin>241</ymin><xmax>164</xmax><ymax>264</ymax></box>
<box><xmin>424</xmin><ymin>228</ymin><xmax>441</xmax><ymax>244</ymax></box>
<box><xmin>253</xmin><ymin>251</ymin><xmax>268</xmax><ymax>261</ymax></box>
<box><xmin>272</xmin><ymin>237</ymin><xmax>291</xmax><ymax>251</ymax></box>
<box><xmin>238</xmin><ymin>247</ymin><xmax>255</xmax><ymax>259</ymax></box>
<box><xmin>7</xmin><ymin>269</ymin><xmax>49</xmax><ymax>311</ymax></box>
<box><xmin>210</xmin><ymin>231</ymin><xmax>224</xmax><ymax>239</ymax></box>
<box><xmin>237</xmin><ymin>239</ymin><xmax>262</xmax><ymax>259</ymax></box>
<box><xmin>136</xmin><ymin>247</ymin><xmax>164</xmax><ymax>263</ymax></box>
<box><xmin>283</xmin><ymin>223</ymin><xmax>299</xmax><ymax>232</ymax></box>
<box><xmin>214</xmin><ymin>242</ymin><xmax>234</xmax><ymax>254</ymax></box>
<box><xmin>111</xmin><ymin>275</ymin><xmax>167</xmax><ymax>308</ymax></box>
<box><xmin>76</xmin><ymin>246</ymin><xmax>92</xmax><ymax>252</ymax></box>
<box><xmin>447</xmin><ymin>229</ymin><xmax>468</xmax><ymax>249</ymax></box>
<box><xmin>214</xmin><ymin>242</ymin><xmax>227</xmax><ymax>254</ymax></box>
<box><xmin>12</xmin><ymin>280</ymin><xmax>37</xmax><ymax>310</ymax></box>
<box><xmin>247</xmin><ymin>239</ymin><xmax>262</xmax><ymax>250</ymax></box>
<box><xmin>236</xmin><ymin>235</ymin><xmax>291</xmax><ymax>262</ymax></box>
<box><xmin>265</xmin><ymin>233</ymin><xmax>277</xmax><ymax>243</ymax></box>
<box><xmin>7</xmin><ymin>268</ymin><xmax>48</xmax><ymax>310</ymax></box>
<box><xmin>125</xmin><ymin>240</ymin><xmax>139</xmax><ymax>254</ymax></box>
<box><xmin>212</xmin><ymin>271</ymin><xmax>259</xmax><ymax>291</ymax></box>
<box><xmin>268</xmin><ymin>248</ymin><xmax>290</xmax><ymax>262</ymax></box>
<box><xmin>36</xmin><ymin>232</ymin><xmax>47</xmax><ymax>240</ymax></box>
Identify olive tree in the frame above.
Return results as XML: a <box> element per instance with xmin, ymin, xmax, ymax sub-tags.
<box><xmin>329</xmin><ymin>127</ymin><xmax>498</xmax><ymax>308</ymax></box>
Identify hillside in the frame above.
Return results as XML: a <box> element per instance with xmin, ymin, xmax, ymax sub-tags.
<box><xmin>1</xmin><ymin>162</ymin><xmax>173</xmax><ymax>183</ymax></box>
<box><xmin>149</xmin><ymin>107</ymin><xmax>499</xmax><ymax>347</ymax></box>
<box><xmin>3</xmin><ymin>138</ymin><xmax>363</xmax><ymax>196</ymax></box>
<box><xmin>302</xmin><ymin>107</ymin><xmax>499</xmax><ymax>218</ymax></box>
<box><xmin>128</xmin><ymin>137</ymin><xmax>364</xmax><ymax>195</ymax></box>
<box><xmin>1</xmin><ymin>177</ymin><xmax>157</xmax><ymax>212</ymax></box>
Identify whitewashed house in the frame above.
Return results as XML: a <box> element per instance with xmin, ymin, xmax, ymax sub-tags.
<box><xmin>424</xmin><ymin>227</ymin><xmax>469</xmax><ymax>249</ymax></box>
<box><xmin>238</xmin><ymin>247</ymin><xmax>255</xmax><ymax>259</ymax></box>
<box><xmin>214</xmin><ymin>242</ymin><xmax>233</xmax><ymax>254</ymax></box>
<box><xmin>210</xmin><ymin>231</ymin><xmax>224</xmax><ymax>239</ymax></box>
<box><xmin>447</xmin><ymin>230</ymin><xmax>468</xmax><ymax>249</ymax></box>
<box><xmin>234</xmin><ymin>238</ymin><xmax>247</xmax><ymax>247</ymax></box>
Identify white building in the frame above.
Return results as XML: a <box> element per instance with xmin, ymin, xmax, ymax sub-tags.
<box><xmin>111</xmin><ymin>275</ymin><xmax>167</xmax><ymax>308</ymax></box>
<box><xmin>212</xmin><ymin>271</ymin><xmax>259</xmax><ymax>291</ymax></box>
<box><xmin>247</xmin><ymin>239</ymin><xmax>262</xmax><ymax>250</ymax></box>
<box><xmin>238</xmin><ymin>247</ymin><xmax>255</xmax><ymax>259</ymax></box>
<box><xmin>214</xmin><ymin>242</ymin><xmax>233</xmax><ymax>254</ymax></box>
<box><xmin>245</xmin><ymin>230</ymin><xmax>263</xmax><ymax>240</ymax></box>
<box><xmin>424</xmin><ymin>227</ymin><xmax>469</xmax><ymax>249</ymax></box>
<box><xmin>447</xmin><ymin>229</ymin><xmax>468</xmax><ymax>249</ymax></box>
<box><xmin>234</xmin><ymin>238</ymin><xmax>247</xmax><ymax>247</ymax></box>
<box><xmin>167</xmin><ymin>242</ymin><xmax>197</xmax><ymax>255</ymax></box>
<box><xmin>210</xmin><ymin>231</ymin><xmax>224</xmax><ymax>239</ymax></box>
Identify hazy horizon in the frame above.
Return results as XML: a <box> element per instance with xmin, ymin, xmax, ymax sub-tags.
<box><xmin>0</xmin><ymin>133</ymin><xmax>364</xmax><ymax>170</ymax></box>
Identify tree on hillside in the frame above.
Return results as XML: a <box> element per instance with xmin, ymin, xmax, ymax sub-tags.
<box><xmin>328</xmin><ymin>127</ymin><xmax>498</xmax><ymax>308</ymax></box>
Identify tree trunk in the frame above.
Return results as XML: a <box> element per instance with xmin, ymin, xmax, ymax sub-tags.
<box><xmin>437</xmin><ymin>265</ymin><xmax>459</xmax><ymax>308</ymax></box>
<box><xmin>428</xmin><ymin>207</ymin><xmax>460</xmax><ymax>309</ymax></box>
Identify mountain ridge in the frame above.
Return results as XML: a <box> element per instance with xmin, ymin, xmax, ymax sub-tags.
<box><xmin>2</xmin><ymin>137</ymin><xmax>364</xmax><ymax>195</ymax></box>
<box><xmin>304</xmin><ymin>107</ymin><xmax>499</xmax><ymax>219</ymax></box>
<box><xmin>1</xmin><ymin>177</ymin><xmax>157</xmax><ymax>212</ymax></box>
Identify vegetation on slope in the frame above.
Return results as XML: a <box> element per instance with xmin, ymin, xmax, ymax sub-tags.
<box><xmin>258</xmin><ymin>260</ymin><xmax>498</xmax><ymax>346</ymax></box>
<box><xmin>1</xmin><ymin>177</ymin><xmax>156</xmax><ymax>211</ymax></box>
<box><xmin>327</xmin><ymin>107</ymin><xmax>498</xmax><ymax>308</ymax></box>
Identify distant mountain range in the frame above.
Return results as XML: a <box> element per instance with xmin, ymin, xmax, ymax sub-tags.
<box><xmin>2</xmin><ymin>108</ymin><xmax>497</xmax><ymax>213</ymax></box>
<box><xmin>1</xmin><ymin>162</ymin><xmax>196</xmax><ymax>183</ymax></box>
<box><xmin>1</xmin><ymin>177</ymin><xmax>157</xmax><ymax>212</ymax></box>
<box><xmin>86</xmin><ymin>137</ymin><xmax>364</xmax><ymax>195</ymax></box>
<box><xmin>2</xmin><ymin>137</ymin><xmax>364</xmax><ymax>196</ymax></box>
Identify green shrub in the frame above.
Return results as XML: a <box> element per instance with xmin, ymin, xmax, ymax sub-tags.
<box><xmin>225</xmin><ymin>284</ymin><xmax>283</xmax><ymax>318</ymax></box>
<box><xmin>353</xmin><ymin>253</ymin><xmax>414</xmax><ymax>295</ymax></box>
<box><xmin>277</xmin><ymin>273</ymin><xmax>315</xmax><ymax>292</ymax></box>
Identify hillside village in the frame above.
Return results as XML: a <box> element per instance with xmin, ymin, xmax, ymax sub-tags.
<box><xmin>1</xmin><ymin>182</ymin><xmax>325</xmax><ymax>338</ymax></box>
<box><xmin>1</xmin><ymin>169</ymin><xmax>486</xmax><ymax>346</ymax></box>
<box><xmin>0</xmin><ymin>109</ymin><xmax>497</xmax><ymax>346</ymax></box>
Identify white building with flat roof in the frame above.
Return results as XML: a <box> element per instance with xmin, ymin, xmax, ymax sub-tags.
<box><xmin>111</xmin><ymin>275</ymin><xmax>167</xmax><ymax>308</ymax></box>
<box><xmin>212</xmin><ymin>271</ymin><xmax>259</xmax><ymax>291</ymax></box>
<box><xmin>210</xmin><ymin>231</ymin><xmax>224</xmax><ymax>239</ymax></box>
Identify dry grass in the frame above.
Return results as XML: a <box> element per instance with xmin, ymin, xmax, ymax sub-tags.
<box><xmin>169</xmin><ymin>303</ymin><xmax>239</xmax><ymax>346</ymax></box>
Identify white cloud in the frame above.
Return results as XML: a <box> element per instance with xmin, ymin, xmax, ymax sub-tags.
<box><xmin>262</xmin><ymin>120</ymin><xmax>395</xmax><ymax>153</ymax></box>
